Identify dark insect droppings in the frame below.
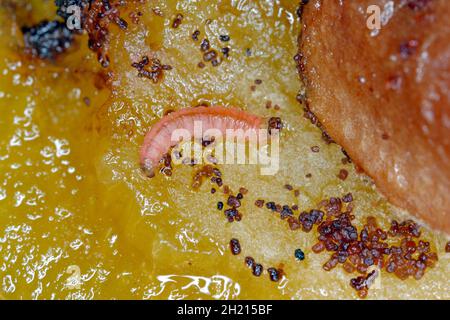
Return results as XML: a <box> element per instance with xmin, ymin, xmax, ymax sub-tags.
<box><xmin>221</xmin><ymin>47</ymin><xmax>230</xmax><ymax>57</ymax></box>
<box><xmin>203</xmin><ymin>50</ymin><xmax>218</xmax><ymax>62</ymax></box>
<box><xmin>211</xmin><ymin>59</ymin><xmax>221</xmax><ymax>67</ymax></box>
<box><xmin>224</xmin><ymin>208</ymin><xmax>240</xmax><ymax>222</ymax></box>
<box><xmin>229</xmin><ymin>238</ymin><xmax>241</xmax><ymax>255</ymax></box>
<box><xmin>172</xmin><ymin>13</ymin><xmax>183</xmax><ymax>28</ymax></box>
<box><xmin>227</xmin><ymin>195</ymin><xmax>241</xmax><ymax>208</ymax></box>
<box><xmin>266</xmin><ymin>201</ymin><xmax>276</xmax><ymax>211</ymax></box>
<box><xmin>342</xmin><ymin>193</ymin><xmax>353</xmax><ymax>203</ymax></box>
<box><xmin>267</xmin><ymin>268</ymin><xmax>280</xmax><ymax>282</ymax></box>
<box><xmin>245</xmin><ymin>256</ymin><xmax>255</xmax><ymax>268</ymax></box>
<box><xmin>295</xmin><ymin>248</ymin><xmax>305</xmax><ymax>261</ymax></box>
<box><xmin>192</xmin><ymin>30</ymin><xmax>200</xmax><ymax>41</ymax></box>
<box><xmin>255</xmin><ymin>199</ymin><xmax>264</xmax><ymax>208</ymax></box>
<box><xmin>338</xmin><ymin>169</ymin><xmax>349</xmax><ymax>180</ymax></box>
<box><xmin>252</xmin><ymin>263</ymin><xmax>263</xmax><ymax>276</ymax></box>
<box><xmin>200</xmin><ymin>39</ymin><xmax>210</xmax><ymax>51</ymax></box>
<box><xmin>131</xmin><ymin>56</ymin><xmax>171</xmax><ymax>84</ymax></box>
<box><xmin>268</xmin><ymin>117</ymin><xmax>283</xmax><ymax>134</ymax></box>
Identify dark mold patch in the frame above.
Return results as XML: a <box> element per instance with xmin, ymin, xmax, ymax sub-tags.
<box><xmin>22</xmin><ymin>20</ymin><xmax>74</xmax><ymax>59</ymax></box>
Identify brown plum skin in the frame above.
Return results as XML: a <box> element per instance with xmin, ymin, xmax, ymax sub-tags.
<box><xmin>299</xmin><ymin>0</ymin><xmax>450</xmax><ymax>233</ymax></box>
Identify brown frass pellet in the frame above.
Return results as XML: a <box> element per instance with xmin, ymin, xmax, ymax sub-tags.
<box><xmin>338</xmin><ymin>169</ymin><xmax>349</xmax><ymax>180</ymax></box>
<box><xmin>268</xmin><ymin>117</ymin><xmax>283</xmax><ymax>134</ymax></box>
<box><xmin>280</xmin><ymin>205</ymin><xmax>293</xmax><ymax>219</ymax></box>
<box><xmin>245</xmin><ymin>256</ymin><xmax>255</xmax><ymax>268</ymax></box>
<box><xmin>266</xmin><ymin>201</ymin><xmax>276</xmax><ymax>211</ymax></box>
<box><xmin>296</xmin><ymin>91</ymin><xmax>306</xmax><ymax>104</ymax></box>
<box><xmin>295</xmin><ymin>248</ymin><xmax>305</xmax><ymax>261</ymax></box>
<box><xmin>255</xmin><ymin>199</ymin><xmax>264</xmax><ymax>208</ymax></box>
<box><xmin>310</xmin><ymin>198</ymin><xmax>439</xmax><ymax>298</ymax></box>
<box><xmin>342</xmin><ymin>193</ymin><xmax>353</xmax><ymax>203</ymax></box>
<box><xmin>227</xmin><ymin>195</ymin><xmax>241</xmax><ymax>208</ymax></box>
<box><xmin>252</xmin><ymin>263</ymin><xmax>263</xmax><ymax>276</ymax></box>
<box><xmin>211</xmin><ymin>59</ymin><xmax>221</xmax><ymax>67</ymax></box>
<box><xmin>203</xmin><ymin>50</ymin><xmax>217</xmax><ymax>62</ymax></box>
<box><xmin>132</xmin><ymin>56</ymin><xmax>171</xmax><ymax>84</ymax></box>
<box><xmin>298</xmin><ymin>209</ymin><xmax>324</xmax><ymax>232</ymax></box>
<box><xmin>267</xmin><ymin>268</ymin><xmax>281</xmax><ymax>282</ymax></box>
<box><xmin>200</xmin><ymin>39</ymin><xmax>210</xmax><ymax>51</ymax></box>
<box><xmin>213</xmin><ymin>168</ymin><xmax>222</xmax><ymax>177</ymax></box>
<box><xmin>116</xmin><ymin>18</ymin><xmax>128</xmax><ymax>30</ymax></box>
<box><xmin>350</xmin><ymin>270</ymin><xmax>377</xmax><ymax>298</ymax></box>
<box><xmin>229</xmin><ymin>238</ymin><xmax>241</xmax><ymax>255</ymax></box>
<box><xmin>221</xmin><ymin>47</ymin><xmax>230</xmax><ymax>57</ymax></box>
<box><xmin>288</xmin><ymin>217</ymin><xmax>301</xmax><ymax>230</ymax></box>
<box><xmin>239</xmin><ymin>187</ymin><xmax>248</xmax><ymax>195</ymax></box>
<box><xmin>192</xmin><ymin>30</ymin><xmax>200</xmax><ymax>41</ymax></box>
<box><xmin>172</xmin><ymin>13</ymin><xmax>183</xmax><ymax>28</ymax></box>
<box><xmin>224</xmin><ymin>208</ymin><xmax>241</xmax><ymax>222</ymax></box>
